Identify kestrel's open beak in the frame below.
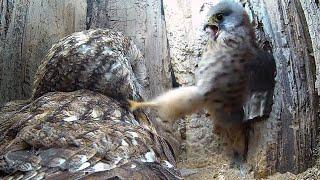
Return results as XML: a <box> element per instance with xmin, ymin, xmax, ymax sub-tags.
<box><xmin>204</xmin><ymin>24</ymin><xmax>219</xmax><ymax>40</ymax></box>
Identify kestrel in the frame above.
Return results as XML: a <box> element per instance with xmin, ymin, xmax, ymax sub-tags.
<box><xmin>130</xmin><ymin>0</ymin><xmax>276</xmax><ymax>161</ymax></box>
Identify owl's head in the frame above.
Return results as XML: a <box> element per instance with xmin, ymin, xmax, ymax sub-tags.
<box><xmin>204</xmin><ymin>0</ymin><xmax>249</xmax><ymax>41</ymax></box>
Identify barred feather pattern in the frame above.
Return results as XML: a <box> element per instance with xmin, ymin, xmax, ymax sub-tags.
<box><xmin>32</xmin><ymin>29</ymin><xmax>147</xmax><ymax>101</ymax></box>
<box><xmin>0</xmin><ymin>90</ymin><xmax>181</xmax><ymax>179</ymax></box>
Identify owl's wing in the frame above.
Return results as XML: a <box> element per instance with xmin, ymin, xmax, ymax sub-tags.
<box><xmin>243</xmin><ymin>49</ymin><xmax>276</xmax><ymax>121</ymax></box>
<box><xmin>0</xmin><ymin>91</ymin><xmax>181</xmax><ymax>179</ymax></box>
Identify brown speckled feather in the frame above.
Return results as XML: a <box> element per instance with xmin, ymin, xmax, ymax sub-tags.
<box><xmin>0</xmin><ymin>90</ymin><xmax>181</xmax><ymax>179</ymax></box>
<box><xmin>0</xmin><ymin>28</ymin><xmax>180</xmax><ymax>179</ymax></box>
<box><xmin>197</xmin><ymin>1</ymin><xmax>276</xmax><ymax>160</ymax></box>
<box><xmin>32</xmin><ymin>29</ymin><xmax>148</xmax><ymax>101</ymax></box>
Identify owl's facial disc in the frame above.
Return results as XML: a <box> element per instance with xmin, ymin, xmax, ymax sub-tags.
<box><xmin>204</xmin><ymin>24</ymin><xmax>219</xmax><ymax>40</ymax></box>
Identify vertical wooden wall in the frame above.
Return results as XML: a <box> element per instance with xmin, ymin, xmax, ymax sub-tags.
<box><xmin>0</xmin><ymin>0</ymin><xmax>87</xmax><ymax>105</ymax></box>
<box><xmin>245</xmin><ymin>0</ymin><xmax>318</xmax><ymax>175</ymax></box>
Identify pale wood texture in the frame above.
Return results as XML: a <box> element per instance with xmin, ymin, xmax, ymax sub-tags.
<box><xmin>162</xmin><ymin>0</ymin><xmax>214</xmax><ymax>159</ymax></box>
<box><xmin>0</xmin><ymin>0</ymin><xmax>87</xmax><ymax>105</ymax></box>
<box><xmin>299</xmin><ymin>1</ymin><xmax>320</xmax><ymax>95</ymax></box>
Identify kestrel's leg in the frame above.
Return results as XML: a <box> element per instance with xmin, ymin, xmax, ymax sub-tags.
<box><xmin>128</xmin><ymin>86</ymin><xmax>205</xmax><ymax>122</ymax></box>
<box><xmin>210</xmin><ymin>109</ymin><xmax>248</xmax><ymax>165</ymax></box>
<box><xmin>213</xmin><ymin>122</ymin><xmax>247</xmax><ymax>166</ymax></box>
<box><xmin>228</xmin><ymin>124</ymin><xmax>247</xmax><ymax>163</ymax></box>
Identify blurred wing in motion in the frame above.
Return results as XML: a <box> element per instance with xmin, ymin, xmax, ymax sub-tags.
<box><xmin>244</xmin><ymin>49</ymin><xmax>276</xmax><ymax>121</ymax></box>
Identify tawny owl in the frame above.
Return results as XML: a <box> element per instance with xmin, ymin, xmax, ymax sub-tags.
<box><xmin>32</xmin><ymin>29</ymin><xmax>148</xmax><ymax>101</ymax></box>
<box><xmin>0</xmin><ymin>90</ymin><xmax>181</xmax><ymax>179</ymax></box>
<box><xmin>130</xmin><ymin>0</ymin><xmax>276</xmax><ymax>161</ymax></box>
<box><xmin>0</xmin><ymin>29</ymin><xmax>181</xmax><ymax>179</ymax></box>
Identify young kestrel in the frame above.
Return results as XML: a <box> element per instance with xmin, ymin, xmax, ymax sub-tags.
<box><xmin>130</xmin><ymin>0</ymin><xmax>276</xmax><ymax>161</ymax></box>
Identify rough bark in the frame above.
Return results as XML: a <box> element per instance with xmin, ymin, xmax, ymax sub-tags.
<box><xmin>245</xmin><ymin>0</ymin><xmax>318</xmax><ymax>175</ymax></box>
<box><xmin>298</xmin><ymin>1</ymin><xmax>320</xmax><ymax>95</ymax></box>
<box><xmin>0</xmin><ymin>0</ymin><xmax>87</xmax><ymax>105</ymax></box>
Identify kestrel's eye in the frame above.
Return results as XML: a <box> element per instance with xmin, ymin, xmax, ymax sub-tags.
<box><xmin>216</xmin><ymin>13</ymin><xmax>223</xmax><ymax>21</ymax></box>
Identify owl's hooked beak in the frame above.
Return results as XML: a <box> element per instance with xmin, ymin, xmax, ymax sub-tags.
<box><xmin>204</xmin><ymin>24</ymin><xmax>220</xmax><ymax>41</ymax></box>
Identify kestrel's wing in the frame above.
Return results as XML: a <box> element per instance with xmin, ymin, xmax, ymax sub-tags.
<box><xmin>0</xmin><ymin>90</ymin><xmax>181</xmax><ymax>179</ymax></box>
<box><xmin>243</xmin><ymin>49</ymin><xmax>276</xmax><ymax>121</ymax></box>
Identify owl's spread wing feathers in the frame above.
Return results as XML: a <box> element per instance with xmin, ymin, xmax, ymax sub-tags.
<box><xmin>244</xmin><ymin>49</ymin><xmax>276</xmax><ymax>121</ymax></box>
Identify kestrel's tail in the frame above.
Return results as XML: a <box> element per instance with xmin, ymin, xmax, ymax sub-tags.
<box><xmin>128</xmin><ymin>100</ymin><xmax>158</xmax><ymax>111</ymax></box>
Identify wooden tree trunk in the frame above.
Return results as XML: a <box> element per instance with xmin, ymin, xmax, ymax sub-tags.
<box><xmin>0</xmin><ymin>0</ymin><xmax>86</xmax><ymax>105</ymax></box>
<box><xmin>245</xmin><ymin>0</ymin><xmax>318</xmax><ymax>175</ymax></box>
<box><xmin>0</xmin><ymin>0</ymin><xmax>319</xmax><ymax>177</ymax></box>
<box><xmin>0</xmin><ymin>0</ymin><xmax>87</xmax><ymax>105</ymax></box>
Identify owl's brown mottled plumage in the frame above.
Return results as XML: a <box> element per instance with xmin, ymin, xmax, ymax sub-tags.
<box><xmin>32</xmin><ymin>29</ymin><xmax>147</xmax><ymax>101</ymax></box>
<box><xmin>130</xmin><ymin>0</ymin><xmax>276</xmax><ymax>162</ymax></box>
<box><xmin>0</xmin><ymin>29</ymin><xmax>181</xmax><ymax>179</ymax></box>
<box><xmin>0</xmin><ymin>90</ymin><xmax>181</xmax><ymax>179</ymax></box>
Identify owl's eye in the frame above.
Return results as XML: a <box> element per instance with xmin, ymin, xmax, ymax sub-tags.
<box><xmin>216</xmin><ymin>14</ymin><xmax>223</xmax><ymax>21</ymax></box>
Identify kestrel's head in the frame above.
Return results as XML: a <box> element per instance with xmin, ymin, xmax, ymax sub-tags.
<box><xmin>204</xmin><ymin>0</ymin><xmax>249</xmax><ymax>41</ymax></box>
